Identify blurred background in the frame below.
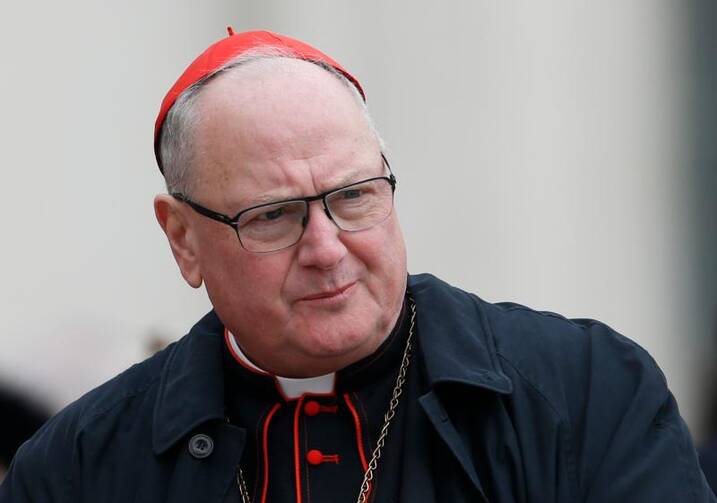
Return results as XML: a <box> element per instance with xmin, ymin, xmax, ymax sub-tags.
<box><xmin>0</xmin><ymin>0</ymin><xmax>715</xmax><ymax>468</ymax></box>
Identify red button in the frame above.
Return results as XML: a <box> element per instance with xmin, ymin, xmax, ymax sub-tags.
<box><xmin>306</xmin><ymin>449</ymin><xmax>323</xmax><ymax>466</ymax></box>
<box><xmin>304</xmin><ymin>401</ymin><xmax>321</xmax><ymax>416</ymax></box>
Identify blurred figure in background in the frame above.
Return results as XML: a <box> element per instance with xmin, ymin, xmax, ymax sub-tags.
<box><xmin>0</xmin><ymin>385</ymin><xmax>50</xmax><ymax>483</ymax></box>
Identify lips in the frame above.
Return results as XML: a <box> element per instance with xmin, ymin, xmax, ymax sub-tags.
<box><xmin>300</xmin><ymin>282</ymin><xmax>356</xmax><ymax>301</ymax></box>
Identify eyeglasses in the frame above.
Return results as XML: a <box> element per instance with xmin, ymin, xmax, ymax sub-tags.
<box><xmin>172</xmin><ymin>155</ymin><xmax>397</xmax><ymax>253</ymax></box>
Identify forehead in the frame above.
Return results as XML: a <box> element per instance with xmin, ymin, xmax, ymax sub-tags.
<box><xmin>191</xmin><ymin>58</ymin><xmax>381</xmax><ymax>205</ymax></box>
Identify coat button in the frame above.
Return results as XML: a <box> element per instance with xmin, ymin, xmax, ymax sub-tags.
<box><xmin>306</xmin><ymin>449</ymin><xmax>340</xmax><ymax>466</ymax></box>
<box><xmin>304</xmin><ymin>400</ymin><xmax>321</xmax><ymax>416</ymax></box>
<box><xmin>188</xmin><ymin>433</ymin><xmax>214</xmax><ymax>459</ymax></box>
<box><xmin>306</xmin><ymin>449</ymin><xmax>323</xmax><ymax>465</ymax></box>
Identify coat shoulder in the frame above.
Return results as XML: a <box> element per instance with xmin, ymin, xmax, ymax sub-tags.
<box><xmin>1</xmin><ymin>344</ymin><xmax>174</xmax><ymax>502</ymax></box>
<box><xmin>70</xmin><ymin>341</ymin><xmax>172</xmax><ymax>431</ymax></box>
<box><xmin>480</xmin><ymin>297</ymin><xmax>710</xmax><ymax>500</ymax></box>
<box><xmin>483</xmin><ymin>295</ymin><xmax>668</xmax><ymax>419</ymax></box>
<box><xmin>409</xmin><ymin>273</ymin><xmax>667</xmax><ymax>417</ymax></box>
<box><xmin>494</xmin><ymin>300</ymin><xmax>662</xmax><ymax>390</ymax></box>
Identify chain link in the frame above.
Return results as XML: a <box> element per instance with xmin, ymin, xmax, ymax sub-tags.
<box><xmin>236</xmin><ymin>466</ymin><xmax>251</xmax><ymax>503</ymax></box>
<box><xmin>236</xmin><ymin>296</ymin><xmax>416</xmax><ymax>503</ymax></box>
<box><xmin>355</xmin><ymin>295</ymin><xmax>415</xmax><ymax>503</ymax></box>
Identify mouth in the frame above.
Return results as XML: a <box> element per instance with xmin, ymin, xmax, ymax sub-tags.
<box><xmin>300</xmin><ymin>282</ymin><xmax>356</xmax><ymax>301</ymax></box>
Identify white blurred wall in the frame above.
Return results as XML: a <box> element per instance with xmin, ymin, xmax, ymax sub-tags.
<box><xmin>1</xmin><ymin>2</ymin><xmax>712</xmax><ymax>439</ymax></box>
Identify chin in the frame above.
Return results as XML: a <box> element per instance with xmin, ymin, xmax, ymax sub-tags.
<box><xmin>295</xmin><ymin>323</ymin><xmax>378</xmax><ymax>360</ymax></box>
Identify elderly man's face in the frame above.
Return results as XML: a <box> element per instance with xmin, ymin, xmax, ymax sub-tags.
<box><xmin>164</xmin><ymin>59</ymin><xmax>407</xmax><ymax>377</ymax></box>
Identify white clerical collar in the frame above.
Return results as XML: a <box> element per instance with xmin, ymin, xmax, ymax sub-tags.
<box><xmin>225</xmin><ymin>331</ymin><xmax>336</xmax><ymax>400</ymax></box>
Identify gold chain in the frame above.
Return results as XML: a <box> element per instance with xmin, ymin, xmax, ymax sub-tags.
<box><xmin>236</xmin><ymin>296</ymin><xmax>416</xmax><ymax>503</ymax></box>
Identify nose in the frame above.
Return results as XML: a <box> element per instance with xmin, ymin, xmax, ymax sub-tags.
<box><xmin>296</xmin><ymin>201</ymin><xmax>348</xmax><ymax>269</ymax></box>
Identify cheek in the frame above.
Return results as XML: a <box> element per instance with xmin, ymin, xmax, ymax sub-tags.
<box><xmin>346</xmin><ymin>217</ymin><xmax>406</xmax><ymax>284</ymax></box>
<box><xmin>200</xmin><ymin>235</ymin><xmax>293</xmax><ymax>308</ymax></box>
<box><xmin>197</xmin><ymin>231</ymin><xmax>243</xmax><ymax>280</ymax></box>
<box><xmin>372</xmin><ymin>215</ymin><xmax>406</xmax><ymax>263</ymax></box>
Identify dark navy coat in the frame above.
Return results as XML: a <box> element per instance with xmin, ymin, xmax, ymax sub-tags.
<box><xmin>1</xmin><ymin>274</ymin><xmax>714</xmax><ymax>502</ymax></box>
<box><xmin>701</xmin><ymin>440</ymin><xmax>717</xmax><ymax>495</ymax></box>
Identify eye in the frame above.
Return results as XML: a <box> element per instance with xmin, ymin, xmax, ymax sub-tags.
<box><xmin>261</xmin><ymin>207</ymin><xmax>285</xmax><ymax>221</ymax></box>
<box><xmin>341</xmin><ymin>189</ymin><xmax>362</xmax><ymax>199</ymax></box>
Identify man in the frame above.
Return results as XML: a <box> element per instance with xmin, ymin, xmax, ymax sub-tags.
<box><xmin>0</xmin><ymin>29</ymin><xmax>713</xmax><ymax>502</ymax></box>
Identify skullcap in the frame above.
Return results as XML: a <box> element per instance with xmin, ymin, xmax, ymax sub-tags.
<box><xmin>154</xmin><ymin>28</ymin><xmax>365</xmax><ymax>173</ymax></box>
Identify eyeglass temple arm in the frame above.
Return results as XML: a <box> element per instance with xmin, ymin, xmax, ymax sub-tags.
<box><xmin>381</xmin><ymin>153</ymin><xmax>397</xmax><ymax>188</ymax></box>
<box><xmin>171</xmin><ymin>193</ymin><xmax>237</xmax><ymax>227</ymax></box>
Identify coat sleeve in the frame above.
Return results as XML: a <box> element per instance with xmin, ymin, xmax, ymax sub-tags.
<box><xmin>0</xmin><ymin>411</ymin><xmax>78</xmax><ymax>503</ymax></box>
<box><xmin>572</xmin><ymin>321</ymin><xmax>715</xmax><ymax>502</ymax></box>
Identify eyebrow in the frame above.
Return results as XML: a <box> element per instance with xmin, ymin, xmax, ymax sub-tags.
<box><xmin>325</xmin><ymin>167</ymin><xmax>375</xmax><ymax>190</ymax></box>
<box><xmin>235</xmin><ymin>161</ymin><xmax>385</xmax><ymax>210</ymax></box>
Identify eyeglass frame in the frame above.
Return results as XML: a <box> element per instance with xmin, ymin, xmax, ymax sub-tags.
<box><xmin>171</xmin><ymin>153</ymin><xmax>396</xmax><ymax>253</ymax></box>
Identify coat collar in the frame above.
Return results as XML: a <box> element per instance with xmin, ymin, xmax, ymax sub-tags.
<box><xmin>409</xmin><ymin>274</ymin><xmax>513</xmax><ymax>395</ymax></box>
<box><xmin>153</xmin><ymin>273</ymin><xmax>512</xmax><ymax>454</ymax></box>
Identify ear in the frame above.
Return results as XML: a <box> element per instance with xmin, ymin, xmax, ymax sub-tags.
<box><xmin>154</xmin><ymin>194</ymin><xmax>203</xmax><ymax>288</ymax></box>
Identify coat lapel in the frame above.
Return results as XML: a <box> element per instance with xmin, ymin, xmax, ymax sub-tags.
<box><xmin>419</xmin><ymin>391</ymin><xmax>490</xmax><ymax>502</ymax></box>
<box><xmin>153</xmin><ymin>312</ymin><xmax>228</xmax><ymax>455</ymax></box>
<box><xmin>150</xmin><ymin>312</ymin><xmax>248</xmax><ymax>502</ymax></box>
<box><xmin>408</xmin><ymin>274</ymin><xmax>515</xmax><ymax>503</ymax></box>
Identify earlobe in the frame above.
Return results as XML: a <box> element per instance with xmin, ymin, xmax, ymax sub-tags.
<box><xmin>153</xmin><ymin>195</ymin><xmax>203</xmax><ymax>288</ymax></box>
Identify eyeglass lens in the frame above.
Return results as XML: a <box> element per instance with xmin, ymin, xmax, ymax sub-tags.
<box><xmin>236</xmin><ymin>178</ymin><xmax>394</xmax><ymax>252</ymax></box>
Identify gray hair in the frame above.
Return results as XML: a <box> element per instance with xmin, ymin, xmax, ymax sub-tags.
<box><xmin>158</xmin><ymin>46</ymin><xmax>384</xmax><ymax>196</ymax></box>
